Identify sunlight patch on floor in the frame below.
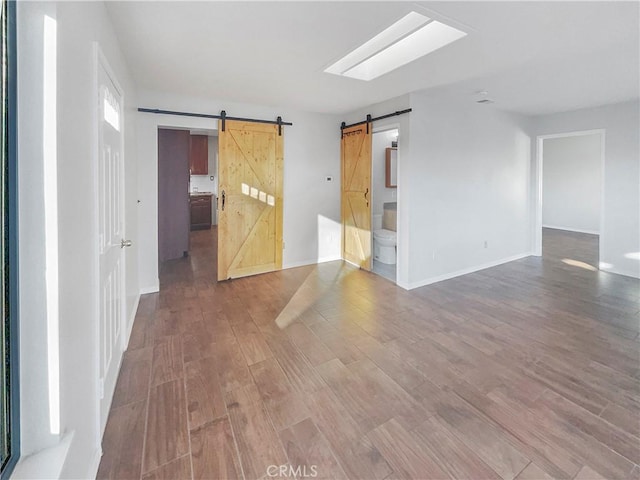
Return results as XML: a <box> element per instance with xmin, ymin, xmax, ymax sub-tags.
<box><xmin>562</xmin><ymin>258</ymin><xmax>597</xmax><ymax>271</ymax></box>
<box><xmin>274</xmin><ymin>262</ymin><xmax>351</xmax><ymax>329</ymax></box>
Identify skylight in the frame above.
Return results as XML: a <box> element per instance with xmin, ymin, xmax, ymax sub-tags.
<box><xmin>325</xmin><ymin>12</ymin><xmax>467</xmax><ymax>81</ymax></box>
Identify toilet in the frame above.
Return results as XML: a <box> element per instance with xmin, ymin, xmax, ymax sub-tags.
<box><xmin>373</xmin><ymin>206</ymin><xmax>397</xmax><ymax>265</ymax></box>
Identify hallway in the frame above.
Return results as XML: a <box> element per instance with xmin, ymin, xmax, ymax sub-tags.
<box><xmin>97</xmin><ymin>228</ymin><xmax>640</xmax><ymax>480</ymax></box>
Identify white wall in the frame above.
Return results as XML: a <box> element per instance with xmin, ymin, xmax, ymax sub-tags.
<box><xmin>137</xmin><ymin>90</ymin><xmax>342</xmax><ymax>292</ymax></box>
<box><xmin>532</xmin><ymin>101</ymin><xmax>640</xmax><ymax>278</ymax></box>
<box><xmin>405</xmin><ymin>88</ymin><xmax>532</xmax><ymax>289</ymax></box>
<box><xmin>372</xmin><ymin>129</ymin><xmax>398</xmax><ymax>217</ymax></box>
<box><xmin>542</xmin><ymin>134</ymin><xmax>602</xmax><ymax>234</ymax></box>
<box><xmin>16</xmin><ymin>1</ymin><xmax>138</xmax><ymax>478</ymax></box>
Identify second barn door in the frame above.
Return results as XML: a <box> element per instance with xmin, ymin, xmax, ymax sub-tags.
<box><xmin>217</xmin><ymin>120</ymin><xmax>283</xmax><ymax>280</ymax></box>
<box><xmin>341</xmin><ymin>123</ymin><xmax>372</xmax><ymax>270</ymax></box>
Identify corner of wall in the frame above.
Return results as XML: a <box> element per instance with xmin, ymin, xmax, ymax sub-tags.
<box><xmin>407</xmin><ymin>252</ymin><xmax>533</xmax><ymax>290</ymax></box>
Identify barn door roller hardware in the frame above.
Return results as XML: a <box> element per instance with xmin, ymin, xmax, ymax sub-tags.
<box><xmin>340</xmin><ymin>108</ymin><xmax>412</xmax><ymax>138</ymax></box>
<box><xmin>137</xmin><ymin>108</ymin><xmax>293</xmax><ymax>136</ymax></box>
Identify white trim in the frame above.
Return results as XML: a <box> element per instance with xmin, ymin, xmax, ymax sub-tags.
<box><xmin>536</xmin><ymin>129</ymin><xmax>605</xmax><ymax>140</ymax></box>
<box><xmin>11</xmin><ymin>431</ymin><xmax>75</xmax><ymax>480</ymax></box>
<box><xmin>91</xmin><ymin>42</ymin><xmax>101</xmax><ymax>460</ymax></box>
<box><xmin>406</xmin><ymin>252</ymin><xmax>532</xmax><ymax>290</ymax></box>
<box><xmin>533</xmin><ymin>129</ymin><xmax>605</xmax><ymax>259</ymax></box>
<box><xmin>140</xmin><ymin>284</ymin><xmax>160</xmax><ymax>295</ymax></box>
<box><xmin>601</xmin><ymin>265</ymin><xmax>640</xmax><ymax>279</ymax></box>
<box><xmin>599</xmin><ymin>131</ymin><xmax>606</xmax><ymax>267</ymax></box>
<box><xmin>542</xmin><ymin>225</ymin><xmax>600</xmax><ymax>235</ymax></box>
<box><xmin>372</xmin><ymin>123</ymin><xmax>400</xmax><ymax>134</ymax></box>
<box><xmin>87</xmin><ymin>446</ymin><xmax>102</xmax><ymax>480</ymax></box>
<box><xmin>282</xmin><ymin>255</ymin><xmax>342</xmax><ymax>270</ymax></box>
<box><xmin>124</xmin><ymin>293</ymin><xmax>141</xmax><ymax>349</ymax></box>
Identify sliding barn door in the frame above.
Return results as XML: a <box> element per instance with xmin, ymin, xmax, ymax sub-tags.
<box><xmin>341</xmin><ymin>124</ymin><xmax>372</xmax><ymax>270</ymax></box>
<box><xmin>217</xmin><ymin>120</ymin><xmax>283</xmax><ymax>280</ymax></box>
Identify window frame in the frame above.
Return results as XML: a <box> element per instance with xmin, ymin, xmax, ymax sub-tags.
<box><xmin>2</xmin><ymin>0</ymin><xmax>19</xmax><ymax>476</ymax></box>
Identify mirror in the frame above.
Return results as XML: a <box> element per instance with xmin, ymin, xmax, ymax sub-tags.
<box><xmin>385</xmin><ymin>147</ymin><xmax>397</xmax><ymax>188</ymax></box>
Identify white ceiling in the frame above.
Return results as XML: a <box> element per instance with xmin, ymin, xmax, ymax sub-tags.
<box><xmin>105</xmin><ymin>1</ymin><xmax>640</xmax><ymax>115</ymax></box>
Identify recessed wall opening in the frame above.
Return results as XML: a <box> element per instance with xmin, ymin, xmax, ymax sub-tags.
<box><xmin>371</xmin><ymin>127</ymin><xmax>399</xmax><ymax>283</ymax></box>
<box><xmin>536</xmin><ymin>130</ymin><xmax>605</xmax><ymax>271</ymax></box>
<box><xmin>157</xmin><ymin>126</ymin><xmax>218</xmax><ymax>281</ymax></box>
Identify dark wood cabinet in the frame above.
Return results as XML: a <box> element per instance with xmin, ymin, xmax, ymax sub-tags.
<box><xmin>190</xmin><ymin>194</ymin><xmax>212</xmax><ymax>230</ymax></box>
<box><xmin>189</xmin><ymin>135</ymin><xmax>208</xmax><ymax>175</ymax></box>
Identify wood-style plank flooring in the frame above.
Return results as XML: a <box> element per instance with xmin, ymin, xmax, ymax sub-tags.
<box><xmin>98</xmin><ymin>227</ymin><xmax>640</xmax><ymax>480</ymax></box>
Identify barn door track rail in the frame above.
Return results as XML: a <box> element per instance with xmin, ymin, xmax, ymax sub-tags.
<box><xmin>340</xmin><ymin>108</ymin><xmax>412</xmax><ymax>137</ymax></box>
<box><xmin>137</xmin><ymin>108</ymin><xmax>293</xmax><ymax>135</ymax></box>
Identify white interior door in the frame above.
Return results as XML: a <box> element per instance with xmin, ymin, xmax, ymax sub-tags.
<box><xmin>97</xmin><ymin>52</ymin><xmax>126</xmax><ymax>436</ymax></box>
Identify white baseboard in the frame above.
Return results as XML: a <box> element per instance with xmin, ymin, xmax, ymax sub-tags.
<box><xmin>282</xmin><ymin>255</ymin><xmax>342</xmax><ymax>270</ymax></box>
<box><xmin>140</xmin><ymin>283</ymin><xmax>159</xmax><ymax>295</ymax></box>
<box><xmin>88</xmin><ymin>445</ymin><xmax>102</xmax><ymax>480</ymax></box>
<box><xmin>543</xmin><ymin>225</ymin><xmax>599</xmax><ymax>235</ymax></box>
<box><xmin>600</xmin><ymin>265</ymin><xmax>640</xmax><ymax>279</ymax></box>
<box><xmin>406</xmin><ymin>252</ymin><xmax>533</xmax><ymax>290</ymax></box>
<box><xmin>124</xmin><ymin>293</ymin><xmax>140</xmax><ymax>349</ymax></box>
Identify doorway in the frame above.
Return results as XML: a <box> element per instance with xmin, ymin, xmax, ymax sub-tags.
<box><xmin>535</xmin><ymin>130</ymin><xmax>604</xmax><ymax>268</ymax></box>
<box><xmin>188</xmin><ymin>130</ymin><xmax>219</xmax><ymax>280</ymax></box>
<box><xmin>371</xmin><ymin>128</ymin><xmax>398</xmax><ymax>282</ymax></box>
<box><xmin>157</xmin><ymin>119</ymin><xmax>285</xmax><ymax>282</ymax></box>
<box><xmin>157</xmin><ymin>127</ymin><xmax>218</xmax><ymax>267</ymax></box>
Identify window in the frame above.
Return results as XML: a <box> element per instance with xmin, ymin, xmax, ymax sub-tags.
<box><xmin>1</xmin><ymin>0</ymin><xmax>18</xmax><ymax>476</ymax></box>
<box><xmin>102</xmin><ymin>85</ymin><xmax>120</xmax><ymax>131</ymax></box>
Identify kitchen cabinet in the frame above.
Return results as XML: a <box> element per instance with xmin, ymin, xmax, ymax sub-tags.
<box><xmin>189</xmin><ymin>135</ymin><xmax>208</xmax><ymax>175</ymax></box>
<box><xmin>190</xmin><ymin>193</ymin><xmax>212</xmax><ymax>230</ymax></box>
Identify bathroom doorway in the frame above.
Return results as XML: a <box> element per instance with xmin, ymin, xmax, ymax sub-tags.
<box><xmin>371</xmin><ymin>128</ymin><xmax>398</xmax><ymax>282</ymax></box>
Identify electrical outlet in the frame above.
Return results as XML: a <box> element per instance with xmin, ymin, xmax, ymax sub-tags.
<box><xmin>326</xmin><ymin>176</ymin><xmax>333</xmax><ymax>182</ymax></box>
<box><xmin>484</xmin><ymin>241</ymin><xmax>488</xmax><ymax>248</ymax></box>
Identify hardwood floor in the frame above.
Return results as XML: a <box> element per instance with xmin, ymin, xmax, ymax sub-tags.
<box><xmin>98</xmin><ymin>227</ymin><xmax>640</xmax><ymax>480</ymax></box>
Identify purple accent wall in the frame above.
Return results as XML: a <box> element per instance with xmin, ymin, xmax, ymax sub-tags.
<box><xmin>158</xmin><ymin>128</ymin><xmax>190</xmax><ymax>262</ymax></box>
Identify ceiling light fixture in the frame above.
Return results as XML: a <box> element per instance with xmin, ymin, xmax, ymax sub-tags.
<box><xmin>325</xmin><ymin>11</ymin><xmax>466</xmax><ymax>81</ymax></box>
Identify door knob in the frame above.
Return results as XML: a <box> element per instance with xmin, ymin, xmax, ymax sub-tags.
<box><xmin>364</xmin><ymin>188</ymin><xmax>369</xmax><ymax>207</ymax></box>
<box><xmin>221</xmin><ymin>190</ymin><xmax>226</xmax><ymax>211</ymax></box>
<box><xmin>121</xmin><ymin>239</ymin><xmax>133</xmax><ymax>248</ymax></box>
